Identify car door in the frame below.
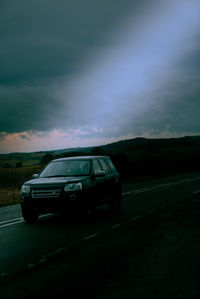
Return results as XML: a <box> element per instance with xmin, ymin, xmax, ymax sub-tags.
<box><xmin>92</xmin><ymin>159</ymin><xmax>106</xmax><ymax>204</ymax></box>
<box><xmin>98</xmin><ymin>158</ymin><xmax>114</xmax><ymax>199</ymax></box>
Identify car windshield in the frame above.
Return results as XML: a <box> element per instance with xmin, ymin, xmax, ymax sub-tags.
<box><xmin>39</xmin><ymin>160</ymin><xmax>91</xmax><ymax>178</ymax></box>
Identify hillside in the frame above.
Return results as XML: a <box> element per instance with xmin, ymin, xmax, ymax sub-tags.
<box><xmin>1</xmin><ymin>136</ymin><xmax>200</xmax><ymax>177</ymax></box>
<box><xmin>101</xmin><ymin>136</ymin><xmax>200</xmax><ymax>152</ymax></box>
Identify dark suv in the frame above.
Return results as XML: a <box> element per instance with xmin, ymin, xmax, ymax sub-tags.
<box><xmin>20</xmin><ymin>156</ymin><xmax>122</xmax><ymax>223</ymax></box>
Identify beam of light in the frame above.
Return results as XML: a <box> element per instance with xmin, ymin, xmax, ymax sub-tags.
<box><xmin>59</xmin><ymin>0</ymin><xmax>200</xmax><ymax>134</ymax></box>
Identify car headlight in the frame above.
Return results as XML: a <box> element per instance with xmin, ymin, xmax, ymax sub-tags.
<box><xmin>21</xmin><ymin>185</ymin><xmax>31</xmax><ymax>193</ymax></box>
<box><xmin>64</xmin><ymin>182</ymin><xmax>82</xmax><ymax>192</ymax></box>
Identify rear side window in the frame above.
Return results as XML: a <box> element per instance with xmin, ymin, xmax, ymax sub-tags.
<box><xmin>98</xmin><ymin>159</ymin><xmax>109</xmax><ymax>174</ymax></box>
<box><xmin>106</xmin><ymin>158</ymin><xmax>117</xmax><ymax>173</ymax></box>
<box><xmin>93</xmin><ymin>159</ymin><xmax>102</xmax><ymax>174</ymax></box>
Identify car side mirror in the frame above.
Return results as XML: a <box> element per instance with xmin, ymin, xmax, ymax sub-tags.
<box><xmin>95</xmin><ymin>171</ymin><xmax>105</xmax><ymax>177</ymax></box>
<box><xmin>32</xmin><ymin>173</ymin><xmax>39</xmax><ymax>179</ymax></box>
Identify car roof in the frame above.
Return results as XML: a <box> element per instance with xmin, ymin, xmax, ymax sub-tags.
<box><xmin>51</xmin><ymin>156</ymin><xmax>109</xmax><ymax>162</ymax></box>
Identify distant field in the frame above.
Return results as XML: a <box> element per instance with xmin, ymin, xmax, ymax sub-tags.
<box><xmin>0</xmin><ymin>152</ymin><xmax>44</xmax><ymax>168</ymax></box>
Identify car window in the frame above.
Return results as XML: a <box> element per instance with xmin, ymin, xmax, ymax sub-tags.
<box><xmin>106</xmin><ymin>158</ymin><xmax>117</xmax><ymax>173</ymax></box>
<box><xmin>40</xmin><ymin>160</ymin><xmax>90</xmax><ymax>177</ymax></box>
<box><xmin>93</xmin><ymin>159</ymin><xmax>102</xmax><ymax>174</ymax></box>
<box><xmin>98</xmin><ymin>159</ymin><xmax>109</xmax><ymax>174</ymax></box>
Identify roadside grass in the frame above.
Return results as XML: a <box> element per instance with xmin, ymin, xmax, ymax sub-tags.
<box><xmin>0</xmin><ymin>166</ymin><xmax>42</xmax><ymax>207</ymax></box>
<box><xmin>0</xmin><ymin>188</ymin><xmax>20</xmax><ymax>207</ymax></box>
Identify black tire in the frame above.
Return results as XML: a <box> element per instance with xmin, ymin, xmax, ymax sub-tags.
<box><xmin>108</xmin><ymin>190</ymin><xmax>122</xmax><ymax>212</ymax></box>
<box><xmin>88</xmin><ymin>198</ymin><xmax>97</xmax><ymax>215</ymax></box>
<box><xmin>21</xmin><ymin>206</ymin><xmax>38</xmax><ymax>223</ymax></box>
<box><xmin>77</xmin><ymin>202</ymin><xmax>88</xmax><ymax>219</ymax></box>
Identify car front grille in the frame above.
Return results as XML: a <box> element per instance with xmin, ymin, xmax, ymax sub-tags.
<box><xmin>31</xmin><ymin>187</ymin><xmax>62</xmax><ymax>199</ymax></box>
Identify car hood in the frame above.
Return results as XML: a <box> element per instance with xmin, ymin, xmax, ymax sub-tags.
<box><xmin>24</xmin><ymin>176</ymin><xmax>88</xmax><ymax>186</ymax></box>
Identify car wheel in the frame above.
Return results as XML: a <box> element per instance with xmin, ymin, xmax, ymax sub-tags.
<box><xmin>88</xmin><ymin>198</ymin><xmax>97</xmax><ymax>215</ymax></box>
<box><xmin>77</xmin><ymin>202</ymin><xmax>88</xmax><ymax>219</ymax></box>
<box><xmin>108</xmin><ymin>190</ymin><xmax>122</xmax><ymax>212</ymax></box>
<box><xmin>22</xmin><ymin>206</ymin><xmax>38</xmax><ymax>223</ymax></box>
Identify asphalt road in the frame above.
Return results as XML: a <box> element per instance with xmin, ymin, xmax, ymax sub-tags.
<box><xmin>0</xmin><ymin>171</ymin><xmax>200</xmax><ymax>296</ymax></box>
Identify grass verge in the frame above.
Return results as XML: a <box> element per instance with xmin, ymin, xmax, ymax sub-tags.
<box><xmin>0</xmin><ymin>166</ymin><xmax>42</xmax><ymax>207</ymax></box>
<box><xmin>0</xmin><ymin>188</ymin><xmax>20</xmax><ymax>207</ymax></box>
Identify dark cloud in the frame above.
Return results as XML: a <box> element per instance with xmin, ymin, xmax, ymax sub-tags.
<box><xmin>0</xmin><ymin>85</ymin><xmax>56</xmax><ymax>133</ymax></box>
<box><xmin>0</xmin><ymin>0</ymin><xmax>150</xmax><ymax>136</ymax></box>
<box><xmin>0</xmin><ymin>0</ymin><xmax>138</xmax><ymax>85</ymax></box>
<box><xmin>0</xmin><ymin>0</ymin><xmax>200</xmax><ymax>151</ymax></box>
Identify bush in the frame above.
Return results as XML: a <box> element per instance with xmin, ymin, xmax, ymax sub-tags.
<box><xmin>40</xmin><ymin>153</ymin><xmax>54</xmax><ymax>165</ymax></box>
<box><xmin>2</xmin><ymin>162</ymin><xmax>12</xmax><ymax>169</ymax></box>
<box><xmin>16</xmin><ymin>161</ymin><xmax>23</xmax><ymax>168</ymax></box>
<box><xmin>90</xmin><ymin>147</ymin><xmax>106</xmax><ymax>156</ymax></box>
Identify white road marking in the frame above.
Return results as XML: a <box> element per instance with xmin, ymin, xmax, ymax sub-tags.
<box><xmin>122</xmin><ymin>176</ymin><xmax>200</xmax><ymax>197</ymax></box>
<box><xmin>111</xmin><ymin>223</ymin><xmax>121</xmax><ymax>229</ymax></box>
<box><xmin>39</xmin><ymin>213</ymin><xmax>54</xmax><ymax>219</ymax></box>
<box><xmin>26</xmin><ymin>247</ymin><xmax>67</xmax><ymax>270</ymax></box>
<box><xmin>130</xmin><ymin>216</ymin><xmax>141</xmax><ymax>222</ymax></box>
<box><xmin>0</xmin><ymin>217</ymin><xmax>23</xmax><ymax>225</ymax></box>
<box><xmin>82</xmin><ymin>233</ymin><xmax>99</xmax><ymax>241</ymax></box>
<box><xmin>193</xmin><ymin>190</ymin><xmax>200</xmax><ymax>194</ymax></box>
<box><xmin>123</xmin><ymin>189</ymin><xmax>153</xmax><ymax>195</ymax></box>
<box><xmin>44</xmin><ymin>247</ymin><xmax>66</xmax><ymax>258</ymax></box>
<box><xmin>0</xmin><ymin>220</ymin><xmax>24</xmax><ymax>228</ymax></box>
<box><xmin>161</xmin><ymin>204</ymin><xmax>167</xmax><ymax>209</ymax></box>
<box><xmin>146</xmin><ymin>209</ymin><xmax>155</xmax><ymax>215</ymax></box>
<box><xmin>27</xmin><ymin>264</ymin><xmax>36</xmax><ymax>269</ymax></box>
<box><xmin>38</xmin><ymin>258</ymin><xmax>46</xmax><ymax>264</ymax></box>
<box><xmin>0</xmin><ymin>213</ymin><xmax>54</xmax><ymax>229</ymax></box>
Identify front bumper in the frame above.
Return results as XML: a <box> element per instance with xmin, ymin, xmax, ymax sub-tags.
<box><xmin>20</xmin><ymin>191</ymin><xmax>85</xmax><ymax>213</ymax></box>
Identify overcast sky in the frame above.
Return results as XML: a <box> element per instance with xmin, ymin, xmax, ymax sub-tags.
<box><xmin>0</xmin><ymin>0</ymin><xmax>200</xmax><ymax>153</ymax></box>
